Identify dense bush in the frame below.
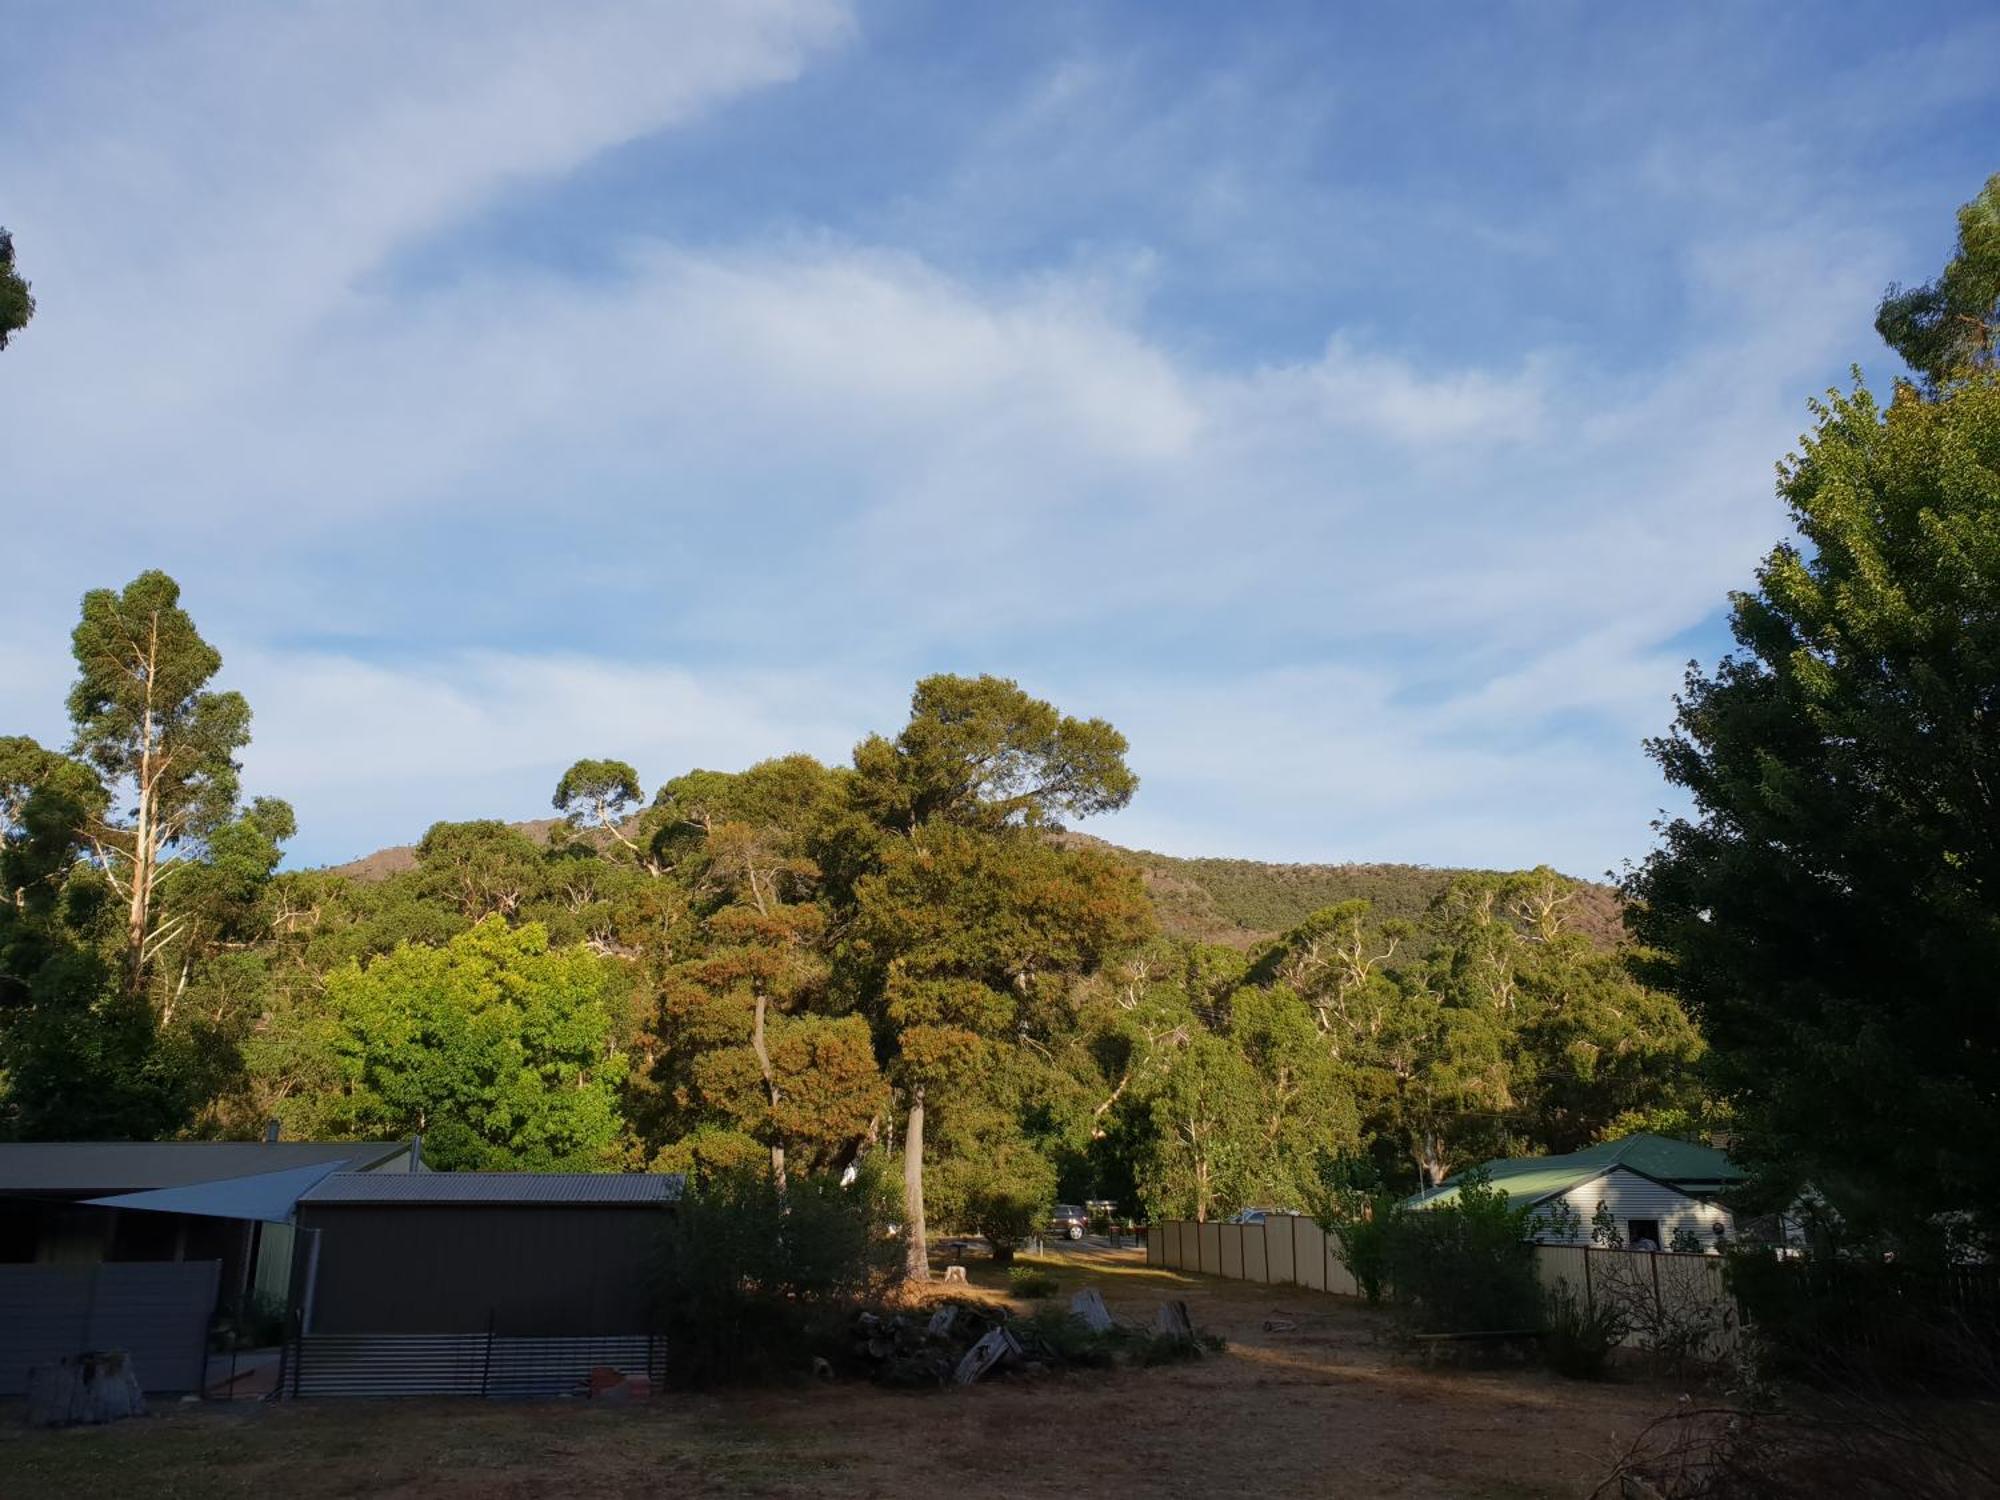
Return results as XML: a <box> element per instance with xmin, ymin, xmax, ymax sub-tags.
<box><xmin>1541</xmin><ymin>1276</ymin><xmax>1628</xmax><ymax>1380</ymax></box>
<box><xmin>652</xmin><ymin>1163</ymin><xmax>898</xmax><ymax>1387</ymax></box>
<box><xmin>941</xmin><ymin>1140</ymin><xmax>1056</xmax><ymax>1266</ymax></box>
<box><xmin>1727</xmin><ymin>1251</ymin><xmax>2000</xmax><ymax>1390</ymax></box>
<box><xmin>1309</xmin><ymin>1154</ymin><xmax>1400</xmax><ymax>1305</ymax></box>
<box><xmin>1380</xmin><ymin>1170</ymin><xmax>1541</xmax><ymax>1333</ymax></box>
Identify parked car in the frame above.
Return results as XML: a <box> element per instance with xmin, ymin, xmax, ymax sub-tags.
<box><xmin>1049</xmin><ymin>1203</ymin><xmax>1090</xmax><ymax>1240</ymax></box>
<box><xmin>1231</xmin><ymin>1206</ymin><xmax>1298</xmax><ymax>1225</ymax></box>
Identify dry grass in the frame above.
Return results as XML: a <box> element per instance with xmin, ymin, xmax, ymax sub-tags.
<box><xmin>1</xmin><ymin>1249</ymin><xmax>1676</xmax><ymax>1499</ymax></box>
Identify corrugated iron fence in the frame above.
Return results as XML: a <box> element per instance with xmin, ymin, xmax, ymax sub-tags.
<box><xmin>1148</xmin><ymin>1217</ymin><xmax>1738</xmax><ymax>1354</ymax></box>
<box><xmin>0</xmin><ymin>1260</ymin><xmax>220</xmax><ymax>1394</ymax></box>
<box><xmin>284</xmin><ymin>1330</ymin><xmax>665</xmax><ymax>1398</ymax></box>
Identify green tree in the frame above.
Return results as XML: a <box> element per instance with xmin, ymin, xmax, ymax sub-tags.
<box><xmin>0</xmin><ymin>229</ymin><xmax>31</xmax><ymax>350</ymax></box>
<box><xmin>1137</xmin><ymin>1031</ymin><xmax>1260</xmax><ymax>1221</ymax></box>
<box><xmin>313</xmin><ymin>917</ymin><xmax>627</xmax><ymax>1169</ymax></box>
<box><xmin>1628</xmin><ymin>369</ymin><xmax>2000</xmax><ymax>1262</ymax></box>
<box><xmin>552</xmin><ymin>757</ymin><xmax>658</xmax><ymax>872</ymax></box>
<box><xmin>67</xmin><ymin>571</ymin><xmax>252</xmax><ymax>1000</ymax></box>
<box><xmin>847</xmin><ymin>673</ymin><xmax>1137</xmax><ymax>834</ymax></box>
<box><xmin>1227</xmin><ymin>982</ymin><xmax>1356</xmax><ymax>1206</ymax></box>
<box><xmin>649</xmin><ymin>759</ymin><xmax>885</xmax><ymax>1185</ymax></box>
<box><xmin>1875</xmin><ymin>173</ymin><xmax>2000</xmax><ymax>390</ymax></box>
<box><xmin>833</xmin><ymin>675</ymin><xmax>1147</xmax><ymax>1277</ymax></box>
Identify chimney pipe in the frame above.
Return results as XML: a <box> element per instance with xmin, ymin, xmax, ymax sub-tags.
<box><xmin>264</xmin><ymin>1119</ymin><xmax>281</xmax><ymax>1144</ymax></box>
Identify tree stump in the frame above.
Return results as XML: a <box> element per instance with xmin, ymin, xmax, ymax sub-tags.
<box><xmin>1153</xmin><ymin>1300</ymin><xmax>1196</xmax><ymax>1340</ymax></box>
<box><xmin>25</xmin><ymin>1352</ymin><xmax>146</xmax><ymax>1428</ymax></box>
<box><xmin>942</xmin><ymin>1264</ymin><xmax>968</xmax><ymax>1284</ymax></box>
<box><xmin>1069</xmin><ymin>1288</ymin><xmax>1115</xmax><ymax>1333</ymax></box>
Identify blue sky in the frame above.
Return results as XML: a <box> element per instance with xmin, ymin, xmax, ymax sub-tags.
<box><xmin>2</xmin><ymin>2</ymin><xmax>1993</xmax><ymax>876</ymax></box>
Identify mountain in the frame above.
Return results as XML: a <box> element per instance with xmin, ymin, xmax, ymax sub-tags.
<box><xmin>330</xmin><ymin>822</ymin><xmax>1627</xmax><ymax>949</ymax></box>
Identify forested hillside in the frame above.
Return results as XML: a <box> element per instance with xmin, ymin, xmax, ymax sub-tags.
<box><xmin>1056</xmin><ymin>835</ymin><xmax>1626</xmax><ymax>950</ymax></box>
<box><xmin>337</xmin><ymin>825</ymin><xmax>1628</xmax><ymax>954</ymax></box>
<box><xmin>1</xmin><ymin>575</ymin><xmax>1706</xmax><ymax>1251</ymax></box>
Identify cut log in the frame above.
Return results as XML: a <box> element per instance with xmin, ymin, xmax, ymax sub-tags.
<box><xmin>926</xmin><ymin>1306</ymin><xmax>958</xmax><ymax>1339</ymax></box>
<box><xmin>1262</xmin><ymin>1317</ymin><xmax>1298</xmax><ymax>1333</ymax></box>
<box><xmin>1069</xmin><ymin>1288</ymin><xmax>1115</xmax><ymax>1333</ymax></box>
<box><xmin>25</xmin><ymin>1352</ymin><xmax>146</xmax><ymax>1428</ymax></box>
<box><xmin>953</xmin><ymin>1326</ymin><xmax>1021</xmax><ymax>1385</ymax></box>
<box><xmin>1153</xmin><ymin>1301</ymin><xmax>1196</xmax><ymax>1340</ymax></box>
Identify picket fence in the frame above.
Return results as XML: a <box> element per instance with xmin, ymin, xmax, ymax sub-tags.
<box><xmin>1147</xmin><ymin>1217</ymin><xmax>1739</xmax><ymax>1354</ymax></box>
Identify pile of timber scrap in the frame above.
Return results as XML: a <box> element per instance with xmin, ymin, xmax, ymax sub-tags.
<box><xmin>844</xmin><ymin>1292</ymin><xmax>1212</xmax><ymax>1387</ymax></box>
<box><xmin>845</xmin><ymin>1300</ymin><xmax>1010</xmax><ymax>1386</ymax></box>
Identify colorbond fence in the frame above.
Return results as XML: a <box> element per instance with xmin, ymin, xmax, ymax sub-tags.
<box><xmin>1149</xmin><ymin>1217</ymin><xmax>1738</xmax><ymax>1353</ymax></box>
<box><xmin>1148</xmin><ymin>1215</ymin><xmax>1363</xmax><ymax>1298</ymax></box>
<box><xmin>0</xmin><ymin>1260</ymin><xmax>220</xmax><ymax>1395</ymax></box>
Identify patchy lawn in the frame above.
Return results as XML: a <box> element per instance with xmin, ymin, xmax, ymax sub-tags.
<box><xmin>1</xmin><ymin>1248</ymin><xmax>1677</xmax><ymax>1499</ymax></box>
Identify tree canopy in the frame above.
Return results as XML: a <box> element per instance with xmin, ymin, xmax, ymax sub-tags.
<box><xmin>1875</xmin><ymin>173</ymin><xmax>2000</xmax><ymax>390</ymax></box>
<box><xmin>1628</xmin><ymin>371</ymin><xmax>2000</xmax><ymax>1262</ymax></box>
<box><xmin>0</xmin><ymin>229</ymin><xmax>31</xmax><ymax>350</ymax></box>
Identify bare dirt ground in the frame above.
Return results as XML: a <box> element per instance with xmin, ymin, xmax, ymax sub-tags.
<box><xmin>0</xmin><ymin>1248</ymin><xmax>1682</xmax><ymax>1499</ymax></box>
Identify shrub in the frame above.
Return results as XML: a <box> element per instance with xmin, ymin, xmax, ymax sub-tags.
<box><xmin>1541</xmin><ymin>1276</ymin><xmax>1629</xmax><ymax>1380</ymax></box>
<box><xmin>1013</xmin><ymin>1304</ymin><xmax>1226</xmax><ymax>1368</ymax></box>
<box><xmin>1382</xmin><ymin>1169</ymin><xmax>1541</xmax><ymax>1333</ymax></box>
<box><xmin>1009</xmin><ymin>1266</ymin><xmax>1059</xmax><ymax>1299</ymax></box>
<box><xmin>652</xmin><ymin>1162</ymin><xmax>897</xmax><ymax>1387</ymax></box>
<box><xmin>948</xmin><ymin>1141</ymin><xmax>1056</xmax><ymax>1266</ymax></box>
<box><xmin>1726</xmin><ymin>1250</ymin><xmax>2000</xmax><ymax>1391</ymax></box>
<box><xmin>1307</xmin><ymin>1152</ymin><xmax>1399</xmax><ymax>1305</ymax></box>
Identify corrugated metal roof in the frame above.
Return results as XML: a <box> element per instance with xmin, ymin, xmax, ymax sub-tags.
<box><xmin>1405</xmin><ymin>1133</ymin><xmax>1744</xmax><ymax>1212</ymax></box>
<box><xmin>0</xmin><ymin>1140</ymin><xmax>410</xmax><ymax>1193</ymax></box>
<box><xmin>300</xmin><ymin>1172</ymin><xmax>684</xmax><ymax>1206</ymax></box>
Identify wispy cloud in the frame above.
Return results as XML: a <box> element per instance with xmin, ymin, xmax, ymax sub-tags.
<box><xmin>1</xmin><ymin>2</ymin><xmax>1989</xmax><ymax>873</ymax></box>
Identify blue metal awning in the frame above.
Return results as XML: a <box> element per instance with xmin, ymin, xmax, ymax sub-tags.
<box><xmin>84</xmin><ymin>1160</ymin><xmax>354</xmax><ymax>1223</ymax></box>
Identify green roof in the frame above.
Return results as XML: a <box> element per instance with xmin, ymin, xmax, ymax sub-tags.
<box><xmin>1405</xmin><ymin>1133</ymin><xmax>1743</xmax><ymax>1212</ymax></box>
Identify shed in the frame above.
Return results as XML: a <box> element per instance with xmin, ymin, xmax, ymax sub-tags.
<box><xmin>293</xmin><ymin>1172</ymin><xmax>683</xmax><ymax>1337</ymax></box>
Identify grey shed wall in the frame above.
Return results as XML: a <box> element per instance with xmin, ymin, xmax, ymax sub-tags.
<box><xmin>295</xmin><ymin>1205</ymin><xmax>666</xmax><ymax>1335</ymax></box>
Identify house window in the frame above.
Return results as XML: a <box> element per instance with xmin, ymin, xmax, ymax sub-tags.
<box><xmin>1628</xmin><ymin>1218</ymin><xmax>1661</xmax><ymax>1250</ymax></box>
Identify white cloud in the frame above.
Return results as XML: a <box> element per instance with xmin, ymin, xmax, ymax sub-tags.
<box><xmin>0</xmin><ymin>4</ymin><xmax>1948</xmax><ymax>876</ymax></box>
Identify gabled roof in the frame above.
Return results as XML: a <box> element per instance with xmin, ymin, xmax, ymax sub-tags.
<box><xmin>0</xmin><ymin>1140</ymin><xmax>411</xmax><ymax>1195</ymax></box>
<box><xmin>1405</xmin><ymin>1133</ymin><xmax>1743</xmax><ymax>1212</ymax></box>
<box><xmin>300</xmin><ymin>1172</ymin><xmax>683</xmax><ymax>1207</ymax></box>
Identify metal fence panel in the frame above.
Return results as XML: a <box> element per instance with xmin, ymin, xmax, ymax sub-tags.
<box><xmin>1145</xmin><ymin>1225</ymin><xmax>1164</xmax><ymax>1267</ymax></box>
<box><xmin>1244</xmin><ymin>1223</ymin><xmax>1269</xmax><ymax>1283</ymax></box>
<box><xmin>288</xmin><ymin>1333</ymin><xmax>663</xmax><ymax>1398</ymax></box>
<box><xmin>1198</xmin><ymin>1222</ymin><xmax>1221</xmax><ymax>1276</ymax></box>
<box><xmin>1294</xmin><ymin>1219</ymin><xmax>1327</xmax><ymax>1292</ymax></box>
<box><xmin>1219</xmin><ymin>1224</ymin><xmax>1245</xmax><ymax>1280</ymax></box>
<box><xmin>1265</xmin><ymin>1218</ymin><xmax>1295</xmax><ymax>1284</ymax></box>
<box><xmin>0</xmin><ymin>1261</ymin><xmax>219</xmax><ymax>1395</ymax></box>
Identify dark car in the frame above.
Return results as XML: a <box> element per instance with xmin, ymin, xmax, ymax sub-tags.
<box><xmin>1049</xmin><ymin>1203</ymin><xmax>1090</xmax><ymax>1241</ymax></box>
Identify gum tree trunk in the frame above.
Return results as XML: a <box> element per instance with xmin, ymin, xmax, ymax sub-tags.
<box><xmin>903</xmin><ymin>1086</ymin><xmax>929</xmax><ymax>1281</ymax></box>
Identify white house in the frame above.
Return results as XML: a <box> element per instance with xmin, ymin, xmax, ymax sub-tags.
<box><xmin>1405</xmin><ymin>1133</ymin><xmax>1742</xmax><ymax>1251</ymax></box>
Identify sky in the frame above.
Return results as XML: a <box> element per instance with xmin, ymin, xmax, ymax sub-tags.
<box><xmin>1</xmin><ymin>2</ymin><xmax>1994</xmax><ymax>878</ymax></box>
